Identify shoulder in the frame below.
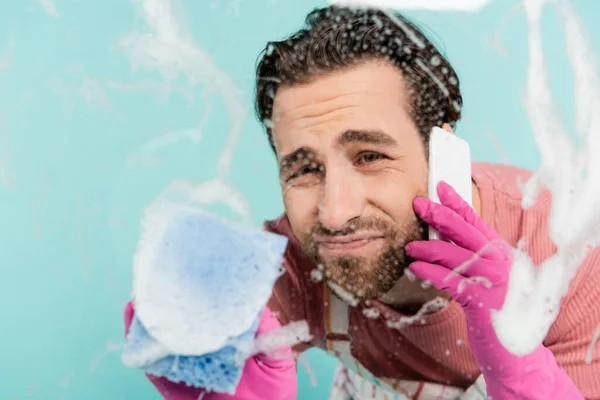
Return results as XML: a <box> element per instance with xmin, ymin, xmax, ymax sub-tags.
<box><xmin>473</xmin><ymin>162</ymin><xmax>554</xmax><ymax>264</ymax></box>
<box><xmin>472</xmin><ymin>162</ymin><xmax>537</xmax><ymax>199</ymax></box>
<box><xmin>264</xmin><ymin>214</ymin><xmax>325</xmax><ymax>350</ymax></box>
<box><xmin>264</xmin><ymin>214</ymin><xmax>293</xmax><ymax>238</ymax></box>
<box><xmin>472</xmin><ymin>163</ymin><xmax>599</xmax><ymax>343</ymax></box>
<box><xmin>263</xmin><ymin>214</ymin><xmax>323</xmax><ymax>300</ymax></box>
<box><xmin>472</xmin><ymin>162</ymin><xmax>552</xmax><ymax>212</ymax></box>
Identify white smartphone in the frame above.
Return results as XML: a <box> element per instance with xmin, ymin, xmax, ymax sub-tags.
<box><xmin>428</xmin><ymin>127</ymin><xmax>473</xmax><ymax>240</ymax></box>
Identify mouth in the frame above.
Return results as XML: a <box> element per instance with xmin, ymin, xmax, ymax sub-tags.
<box><xmin>316</xmin><ymin>234</ymin><xmax>384</xmax><ymax>256</ymax></box>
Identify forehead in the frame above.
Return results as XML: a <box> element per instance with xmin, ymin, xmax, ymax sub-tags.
<box><xmin>271</xmin><ymin>61</ymin><xmax>412</xmax><ymax>156</ymax></box>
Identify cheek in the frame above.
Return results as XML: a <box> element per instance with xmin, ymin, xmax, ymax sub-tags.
<box><xmin>365</xmin><ymin>170</ymin><xmax>426</xmax><ymax>220</ymax></box>
<box><xmin>282</xmin><ymin>186</ymin><xmax>319</xmax><ymax>234</ymax></box>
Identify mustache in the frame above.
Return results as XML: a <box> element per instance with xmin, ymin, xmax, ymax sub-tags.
<box><xmin>309</xmin><ymin>217</ymin><xmax>393</xmax><ymax>237</ymax></box>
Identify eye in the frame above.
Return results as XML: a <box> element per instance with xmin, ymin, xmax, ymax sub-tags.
<box><xmin>288</xmin><ymin>162</ymin><xmax>321</xmax><ymax>180</ymax></box>
<box><xmin>357</xmin><ymin>152</ymin><xmax>386</xmax><ymax>164</ymax></box>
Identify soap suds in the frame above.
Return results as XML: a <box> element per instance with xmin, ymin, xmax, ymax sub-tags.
<box><xmin>298</xmin><ymin>353</ymin><xmax>318</xmax><ymax>387</ymax></box>
<box><xmin>250</xmin><ymin>320</ymin><xmax>312</xmax><ymax>357</ymax></box>
<box><xmin>36</xmin><ymin>0</ymin><xmax>60</xmax><ymax>18</ymax></box>
<box><xmin>586</xmin><ymin>323</ymin><xmax>600</xmax><ymax>365</ymax></box>
<box><xmin>121</xmin><ymin>0</ymin><xmax>246</xmax><ymax>180</ymax></box>
<box><xmin>91</xmin><ymin>341</ymin><xmax>123</xmax><ymax>373</ymax></box>
<box><xmin>328</xmin><ymin>0</ymin><xmax>493</xmax><ymax>12</ymax></box>
<box><xmin>328</xmin><ymin>281</ymin><xmax>360</xmax><ymax>307</ymax></box>
<box><xmin>492</xmin><ymin>0</ymin><xmax>600</xmax><ymax>356</ymax></box>
<box><xmin>362</xmin><ymin>307</ymin><xmax>381</xmax><ymax>319</ymax></box>
<box><xmin>387</xmin><ymin>297</ymin><xmax>448</xmax><ymax>329</ymax></box>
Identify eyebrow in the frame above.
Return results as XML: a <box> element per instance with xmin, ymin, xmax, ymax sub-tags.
<box><xmin>336</xmin><ymin>129</ymin><xmax>398</xmax><ymax>147</ymax></box>
<box><xmin>278</xmin><ymin>146</ymin><xmax>315</xmax><ymax>176</ymax></box>
<box><xmin>278</xmin><ymin>129</ymin><xmax>397</xmax><ymax>175</ymax></box>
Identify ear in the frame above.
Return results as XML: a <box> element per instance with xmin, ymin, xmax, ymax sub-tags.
<box><xmin>441</xmin><ymin>123</ymin><xmax>455</xmax><ymax>134</ymax></box>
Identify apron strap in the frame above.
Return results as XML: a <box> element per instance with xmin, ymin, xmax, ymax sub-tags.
<box><xmin>324</xmin><ymin>283</ymin><xmax>354</xmax><ymax>364</ymax></box>
<box><xmin>324</xmin><ymin>284</ymin><xmax>386</xmax><ymax>380</ymax></box>
<box><xmin>324</xmin><ymin>285</ymin><xmax>405</xmax><ymax>399</ymax></box>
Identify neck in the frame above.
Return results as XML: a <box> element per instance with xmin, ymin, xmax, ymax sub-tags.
<box><xmin>379</xmin><ymin>180</ymin><xmax>482</xmax><ymax>313</ymax></box>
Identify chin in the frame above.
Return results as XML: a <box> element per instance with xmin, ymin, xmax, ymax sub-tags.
<box><xmin>324</xmin><ymin>259</ymin><xmax>404</xmax><ymax>302</ymax></box>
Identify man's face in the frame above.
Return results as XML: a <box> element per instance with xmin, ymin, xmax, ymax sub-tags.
<box><xmin>271</xmin><ymin>60</ymin><xmax>429</xmax><ymax>301</ymax></box>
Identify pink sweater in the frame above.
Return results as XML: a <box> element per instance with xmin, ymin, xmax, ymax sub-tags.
<box><xmin>265</xmin><ymin>162</ymin><xmax>600</xmax><ymax>399</ymax></box>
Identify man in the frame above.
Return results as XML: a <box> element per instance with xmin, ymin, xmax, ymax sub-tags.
<box><xmin>125</xmin><ymin>5</ymin><xmax>600</xmax><ymax>399</ymax></box>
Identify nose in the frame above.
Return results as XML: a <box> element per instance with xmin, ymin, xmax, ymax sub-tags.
<box><xmin>318</xmin><ymin>166</ymin><xmax>366</xmax><ymax>232</ymax></box>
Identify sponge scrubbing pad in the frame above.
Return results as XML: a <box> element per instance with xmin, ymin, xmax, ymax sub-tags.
<box><xmin>122</xmin><ymin>202</ymin><xmax>288</xmax><ymax>393</ymax></box>
<box><xmin>123</xmin><ymin>313</ymin><xmax>259</xmax><ymax>392</ymax></box>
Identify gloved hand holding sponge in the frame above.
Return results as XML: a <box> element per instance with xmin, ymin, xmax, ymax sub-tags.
<box><xmin>121</xmin><ymin>202</ymin><xmax>309</xmax><ymax>399</ymax></box>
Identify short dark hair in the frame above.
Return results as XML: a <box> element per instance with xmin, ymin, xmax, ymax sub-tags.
<box><xmin>255</xmin><ymin>6</ymin><xmax>463</xmax><ymax>153</ymax></box>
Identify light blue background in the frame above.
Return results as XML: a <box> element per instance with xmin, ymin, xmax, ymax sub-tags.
<box><xmin>1</xmin><ymin>0</ymin><xmax>598</xmax><ymax>399</ymax></box>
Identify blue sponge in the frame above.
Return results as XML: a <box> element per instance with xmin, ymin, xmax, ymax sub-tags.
<box><xmin>123</xmin><ymin>313</ymin><xmax>259</xmax><ymax>392</ymax></box>
<box><xmin>122</xmin><ymin>202</ymin><xmax>288</xmax><ymax>393</ymax></box>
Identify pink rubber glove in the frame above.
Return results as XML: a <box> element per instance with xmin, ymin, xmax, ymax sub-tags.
<box><xmin>405</xmin><ymin>181</ymin><xmax>583</xmax><ymax>400</ymax></box>
<box><xmin>124</xmin><ymin>302</ymin><xmax>297</xmax><ymax>400</ymax></box>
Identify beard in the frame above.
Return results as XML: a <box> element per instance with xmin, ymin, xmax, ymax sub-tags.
<box><xmin>299</xmin><ymin>214</ymin><xmax>428</xmax><ymax>302</ymax></box>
